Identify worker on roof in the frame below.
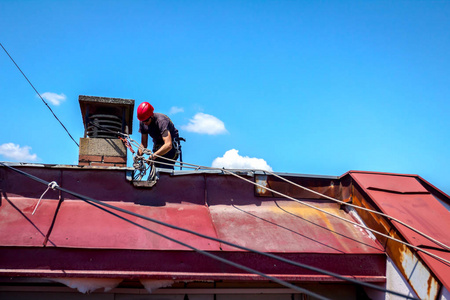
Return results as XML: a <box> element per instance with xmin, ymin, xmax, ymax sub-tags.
<box><xmin>137</xmin><ymin>102</ymin><xmax>181</xmax><ymax>169</ymax></box>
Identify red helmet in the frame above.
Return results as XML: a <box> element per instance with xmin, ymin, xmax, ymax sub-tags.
<box><xmin>137</xmin><ymin>102</ymin><xmax>154</xmax><ymax>121</ymax></box>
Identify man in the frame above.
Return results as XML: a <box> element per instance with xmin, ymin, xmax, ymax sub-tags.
<box><xmin>137</xmin><ymin>102</ymin><xmax>180</xmax><ymax>169</ymax></box>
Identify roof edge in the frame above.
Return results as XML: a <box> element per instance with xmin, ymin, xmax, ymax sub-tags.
<box><xmin>341</xmin><ymin>170</ymin><xmax>419</xmax><ymax>178</ymax></box>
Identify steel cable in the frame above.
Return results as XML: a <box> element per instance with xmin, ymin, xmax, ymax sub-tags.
<box><xmin>144</xmin><ymin>154</ymin><xmax>450</xmax><ymax>266</ymax></box>
<box><xmin>0</xmin><ymin>43</ymin><xmax>79</xmax><ymax>147</ymax></box>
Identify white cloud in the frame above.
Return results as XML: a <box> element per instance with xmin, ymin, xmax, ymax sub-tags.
<box><xmin>0</xmin><ymin>143</ymin><xmax>39</xmax><ymax>162</ymax></box>
<box><xmin>181</xmin><ymin>112</ymin><xmax>228</xmax><ymax>135</ymax></box>
<box><xmin>169</xmin><ymin>106</ymin><xmax>184</xmax><ymax>115</ymax></box>
<box><xmin>41</xmin><ymin>92</ymin><xmax>66</xmax><ymax>106</ymax></box>
<box><xmin>212</xmin><ymin>149</ymin><xmax>273</xmax><ymax>171</ymax></box>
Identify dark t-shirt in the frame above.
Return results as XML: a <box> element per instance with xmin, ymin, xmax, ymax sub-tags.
<box><xmin>139</xmin><ymin>113</ymin><xmax>179</xmax><ymax>148</ymax></box>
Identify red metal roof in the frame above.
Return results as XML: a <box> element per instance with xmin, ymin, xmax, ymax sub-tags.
<box><xmin>0</xmin><ymin>165</ymin><xmax>385</xmax><ymax>281</ymax></box>
<box><xmin>349</xmin><ymin>171</ymin><xmax>450</xmax><ymax>291</ymax></box>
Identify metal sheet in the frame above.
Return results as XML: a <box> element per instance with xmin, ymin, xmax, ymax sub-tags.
<box><xmin>352</xmin><ymin>172</ymin><xmax>428</xmax><ymax>194</ymax></box>
<box><xmin>0</xmin><ymin>247</ymin><xmax>386</xmax><ymax>280</ymax></box>
<box><xmin>205</xmin><ymin>176</ymin><xmax>383</xmax><ymax>254</ymax></box>
<box><xmin>350</xmin><ymin>172</ymin><xmax>450</xmax><ymax>246</ymax></box>
<box><xmin>209</xmin><ymin>201</ymin><xmax>383</xmax><ymax>254</ymax></box>
<box><xmin>0</xmin><ymin>197</ymin><xmax>220</xmax><ymax>251</ymax></box>
<box><xmin>350</xmin><ymin>171</ymin><xmax>450</xmax><ymax>296</ymax></box>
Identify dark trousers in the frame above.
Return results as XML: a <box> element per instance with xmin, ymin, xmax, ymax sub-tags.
<box><xmin>153</xmin><ymin>145</ymin><xmax>178</xmax><ymax>169</ymax></box>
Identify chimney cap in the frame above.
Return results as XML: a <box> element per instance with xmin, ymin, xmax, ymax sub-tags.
<box><xmin>79</xmin><ymin>95</ymin><xmax>135</xmax><ymax>136</ymax></box>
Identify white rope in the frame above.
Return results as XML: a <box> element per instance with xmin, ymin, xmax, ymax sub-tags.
<box><xmin>142</xmin><ymin>151</ymin><xmax>450</xmax><ymax>266</ymax></box>
<box><xmin>32</xmin><ymin>181</ymin><xmax>59</xmax><ymax>215</ymax></box>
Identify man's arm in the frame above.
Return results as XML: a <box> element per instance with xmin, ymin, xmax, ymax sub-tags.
<box><xmin>151</xmin><ymin>130</ymin><xmax>172</xmax><ymax>159</ymax></box>
<box><xmin>138</xmin><ymin>133</ymin><xmax>148</xmax><ymax>156</ymax></box>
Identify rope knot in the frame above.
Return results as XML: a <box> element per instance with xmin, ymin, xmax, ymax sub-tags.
<box><xmin>49</xmin><ymin>181</ymin><xmax>59</xmax><ymax>190</ymax></box>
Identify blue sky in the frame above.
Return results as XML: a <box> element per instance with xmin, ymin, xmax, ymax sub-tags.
<box><xmin>1</xmin><ymin>1</ymin><xmax>449</xmax><ymax>195</ymax></box>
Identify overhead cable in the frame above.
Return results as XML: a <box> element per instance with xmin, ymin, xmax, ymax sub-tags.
<box><xmin>0</xmin><ymin>43</ymin><xmax>79</xmax><ymax>147</ymax></box>
<box><xmin>0</xmin><ymin>162</ymin><xmax>419</xmax><ymax>300</ymax></box>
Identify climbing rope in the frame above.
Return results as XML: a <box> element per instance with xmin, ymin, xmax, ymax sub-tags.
<box><xmin>32</xmin><ymin>181</ymin><xmax>59</xmax><ymax>215</ymax></box>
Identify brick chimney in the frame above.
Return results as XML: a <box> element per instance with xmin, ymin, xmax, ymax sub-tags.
<box><xmin>78</xmin><ymin>95</ymin><xmax>134</xmax><ymax>167</ymax></box>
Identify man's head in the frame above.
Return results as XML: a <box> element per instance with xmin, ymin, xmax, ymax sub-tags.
<box><xmin>137</xmin><ymin>102</ymin><xmax>154</xmax><ymax>122</ymax></box>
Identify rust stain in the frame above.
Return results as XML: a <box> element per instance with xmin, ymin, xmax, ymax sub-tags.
<box><xmin>427</xmin><ymin>276</ymin><xmax>433</xmax><ymax>299</ymax></box>
<box><xmin>254</xmin><ymin>175</ymin><xmax>340</xmax><ymax>199</ymax></box>
<box><xmin>395</xmin><ymin>243</ymin><xmax>440</xmax><ymax>300</ymax></box>
<box><xmin>255</xmin><ymin>175</ymin><xmax>270</xmax><ymax>196</ymax></box>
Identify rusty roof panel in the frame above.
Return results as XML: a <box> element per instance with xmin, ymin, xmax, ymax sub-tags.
<box><xmin>209</xmin><ymin>201</ymin><xmax>384</xmax><ymax>254</ymax></box>
<box><xmin>350</xmin><ymin>171</ymin><xmax>450</xmax><ymax>292</ymax></box>
<box><xmin>363</xmin><ymin>191</ymin><xmax>450</xmax><ymax>247</ymax></box>
<box><xmin>205</xmin><ymin>175</ymin><xmax>383</xmax><ymax>254</ymax></box>
<box><xmin>350</xmin><ymin>173</ymin><xmax>450</xmax><ymax>248</ymax></box>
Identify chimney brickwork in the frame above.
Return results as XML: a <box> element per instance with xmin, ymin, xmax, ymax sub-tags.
<box><xmin>78</xmin><ymin>138</ymin><xmax>128</xmax><ymax>167</ymax></box>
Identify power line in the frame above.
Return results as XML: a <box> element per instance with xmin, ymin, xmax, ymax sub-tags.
<box><xmin>0</xmin><ymin>43</ymin><xmax>79</xmax><ymax>147</ymax></box>
<box><xmin>0</xmin><ymin>162</ymin><xmax>419</xmax><ymax>300</ymax></box>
